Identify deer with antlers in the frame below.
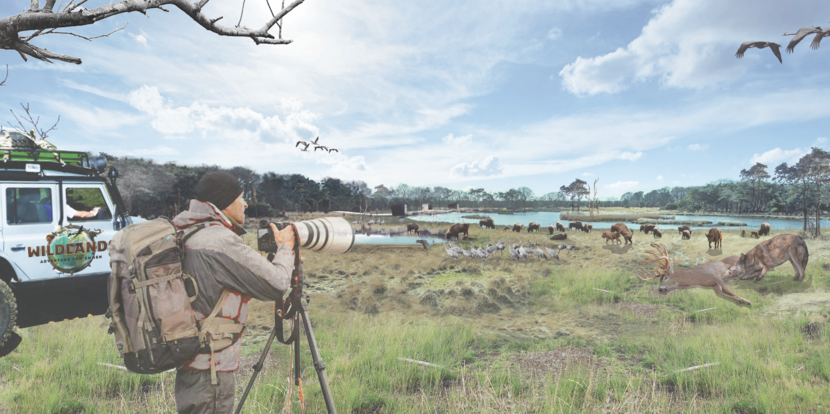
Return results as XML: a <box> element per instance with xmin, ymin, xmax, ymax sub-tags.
<box><xmin>635</xmin><ymin>243</ymin><xmax>751</xmax><ymax>306</ymax></box>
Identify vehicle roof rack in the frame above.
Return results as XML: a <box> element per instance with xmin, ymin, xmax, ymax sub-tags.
<box><xmin>0</xmin><ymin>148</ymin><xmax>92</xmax><ymax>169</ymax></box>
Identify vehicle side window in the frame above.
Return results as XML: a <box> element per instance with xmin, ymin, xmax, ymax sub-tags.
<box><xmin>66</xmin><ymin>187</ymin><xmax>112</xmax><ymax>221</ymax></box>
<box><xmin>6</xmin><ymin>188</ymin><xmax>53</xmax><ymax>225</ymax></box>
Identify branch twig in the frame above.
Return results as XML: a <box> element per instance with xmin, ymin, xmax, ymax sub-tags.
<box><xmin>673</xmin><ymin>362</ymin><xmax>719</xmax><ymax>374</ymax></box>
<box><xmin>397</xmin><ymin>357</ymin><xmax>447</xmax><ymax>370</ymax></box>
<box><xmin>693</xmin><ymin>307</ymin><xmax>716</xmax><ymax>313</ymax></box>
<box><xmin>593</xmin><ymin>288</ymin><xmax>615</xmax><ymax>294</ymax></box>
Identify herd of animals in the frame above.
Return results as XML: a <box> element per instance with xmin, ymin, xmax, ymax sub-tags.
<box><xmin>404</xmin><ymin>218</ymin><xmax>810</xmax><ymax>307</ymax></box>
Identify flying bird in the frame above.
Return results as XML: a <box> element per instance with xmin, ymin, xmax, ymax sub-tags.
<box><xmin>810</xmin><ymin>27</ymin><xmax>830</xmax><ymax>50</ymax></box>
<box><xmin>783</xmin><ymin>27</ymin><xmax>822</xmax><ymax>53</ymax></box>
<box><xmin>314</xmin><ymin>145</ymin><xmax>328</xmax><ymax>152</ymax></box>
<box><xmin>735</xmin><ymin>41</ymin><xmax>782</xmax><ymax>63</ymax></box>
<box><xmin>327</xmin><ymin>148</ymin><xmax>338</xmax><ymax>153</ymax></box>
<box><xmin>309</xmin><ymin>136</ymin><xmax>320</xmax><ymax>145</ymax></box>
<box><xmin>296</xmin><ymin>141</ymin><xmax>310</xmax><ymax>151</ymax></box>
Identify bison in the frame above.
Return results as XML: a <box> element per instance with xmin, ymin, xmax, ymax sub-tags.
<box><xmin>556</xmin><ymin>221</ymin><xmax>566</xmax><ymax>232</ymax></box>
<box><xmin>548</xmin><ymin>224</ymin><xmax>555</xmax><ymax>234</ymax></box>
<box><xmin>568</xmin><ymin>221</ymin><xmax>584</xmax><ymax>231</ymax></box>
<box><xmin>741</xmin><ymin>229</ymin><xmax>746</xmax><ymax>238</ymax></box>
<box><xmin>726</xmin><ymin>234</ymin><xmax>809</xmax><ymax>282</ymax></box>
<box><xmin>512</xmin><ymin>223</ymin><xmax>524</xmax><ymax>232</ymax></box>
<box><xmin>758</xmin><ymin>222</ymin><xmax>771</xmax><ymax>237</ymax></box>
<box><xmin>527</xmin><ymin>222</ymin><xmax>541</xmax><ymax>233</ymax></box>
<box><xmin>750</xmin><ymin>231</ymin><xmax>759</xmax><ymax>239</ymax></box>
<box><xmin>601</xmin><ymin>231</ymin><xmax>621</xmax><ymax>245</ymax></box>
<box><xmin>479</xmin><ymin>218</ymin><xmax>495</xmax><ymax>229</ymax></box>
<box><xmin>706</xmin><ymin>228</ymin><xmax>722</xmax><ymax>249</ymax></box>
<box><xmin>550</xmin><ymin>233</ymin><xmax>567</xmax><ymax>241</ymax></box>
<box><xmin>406</xmin><ymin>223</ymin><xmax>420</xmax><ymax>235</ymax></box>
<box><xmin>681</xmin><ymin>229</ymin><xmax>691</xmax><ymax>240</ymax></box>
<box><xmin>677</xmin><ymin>225</ymin><xmax>692</xmax><ymax>236</ymax></box>
<box><xmin>446</xmin><ymin>223</ymin><xmax>468</xmax><ymax>240</ymax></box>
<box><xmin>503</xmin><ymin>226</ymin><xmax>510</xmax><ymax>232</ymax></box>
<box><xmin>653</xmin><ymin>228</ymin><xmax>662</xmax><ymax>238</ymax></box>
<box><xmin>584</xmin><ymin>223</ymin><xmax>593</xmax><ymax>233</ymax></box>
<box><xmin>621</xmin><ymin>230</ymin><xmax>633</xmax><ymax>244</ymax></box>
<box><xmin>639</xmin><ymin>223</ymin><xmax>656</xmax><ymax>234</ymax></box>
<box><xmin>611</xmin><ymin>222</ymin><xmax>630</xmax><ymax>235</ymax></box>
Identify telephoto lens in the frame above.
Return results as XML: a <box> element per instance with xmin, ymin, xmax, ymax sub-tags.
<box><xmin>294</xmin><ymin>217</ymin><xmax>354</xmax><ymax>254</ymax></box>
<box><xmin>258</xmin><ymin>217</ymin><xmax>354</xmax><ymax>254</ymax></box>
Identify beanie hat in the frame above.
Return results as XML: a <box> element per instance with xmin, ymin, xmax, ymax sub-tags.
<box><xmin>196</xmin><ymin>171</ymin><xmax>243</xmax><ymax>210</ymax></box>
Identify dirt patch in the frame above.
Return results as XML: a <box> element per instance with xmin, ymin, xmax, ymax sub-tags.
<box><xmin>761</xmin><ymin>291</ymin><xmax>830</xmax><ymax>317</ymax></box>
<box><xmin>508</xmin><ymin>346</ymin><xmax>604</xmax><ymax>379</ymax></box>
<box><xmin>616</xmin><ymin>302</ymin><xmax>662</xmax><ymax>319</ymax></box>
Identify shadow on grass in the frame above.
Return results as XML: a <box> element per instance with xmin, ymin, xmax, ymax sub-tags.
<box><xmin>602</xmin><ymin>244</ymin><xmax>633</xmax><ymax>255</ymax></box>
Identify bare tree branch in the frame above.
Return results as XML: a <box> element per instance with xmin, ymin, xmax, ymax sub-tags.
<box><xmin>8</xmin><ymin>103</ymin><xmax>60</xmax><ymax>140</ymax></box>
<box><xmin>0</xmin><ymin>0</ymin><xmax>307</xmax><ymax>64</ymax></box>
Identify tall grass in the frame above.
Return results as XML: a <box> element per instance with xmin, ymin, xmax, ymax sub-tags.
<box><xmin>1</xmin><ymin>224</ymin><xmax>829</xmax><ymax>413</ymax></box>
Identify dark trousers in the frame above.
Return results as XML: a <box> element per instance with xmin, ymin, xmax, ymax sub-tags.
<box><xmin>175</xmin><ymin>369</ymin><xmax>235</xmax><ymax>414</ymax></box>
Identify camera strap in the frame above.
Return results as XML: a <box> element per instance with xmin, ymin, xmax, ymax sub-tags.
<box><xmin>275</xmin><ymin>223</ymin><xmax>302</xmax><ymax>345</ymax></box>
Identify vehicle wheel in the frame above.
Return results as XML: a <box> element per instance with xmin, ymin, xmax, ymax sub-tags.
<box><xmin>0</xmin><ymin>279</ymin><xmax>18</xmax><ymax>349</ymax></box>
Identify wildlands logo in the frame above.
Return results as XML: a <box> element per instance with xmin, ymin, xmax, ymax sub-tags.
<box><xmin>27</xmin><ymin>225</ymin><xmax>108</xmax><ymax>274</ymax></box>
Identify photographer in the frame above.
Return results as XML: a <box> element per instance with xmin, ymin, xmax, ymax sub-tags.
<box><xmin>171</xmin><ymin>171</ymin><xmax>296</xmax><ymax>414</ymax></box>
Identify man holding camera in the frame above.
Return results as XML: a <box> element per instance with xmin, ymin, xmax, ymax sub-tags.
<box><xmin>171</xmin><ymin>171</ymin><xmax>297</xmax><ymax>414</ymax></box>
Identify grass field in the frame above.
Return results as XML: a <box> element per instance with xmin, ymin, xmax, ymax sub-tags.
<box><xmin>1</xmin><ymin>216</ymin><xmax>829</xmax><ymax>413</ymax></box>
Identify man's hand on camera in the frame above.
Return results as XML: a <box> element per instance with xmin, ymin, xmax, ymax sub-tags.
<box><xmin>271</xmin><ymin>223</ymin><xmax>296</xmax><ymax>250</ymax></box>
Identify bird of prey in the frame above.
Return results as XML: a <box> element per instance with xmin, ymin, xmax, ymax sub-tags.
<box><xmin>296</xmin><ymin>141</ymin><xmax>310</xmax><ymax>151</ymax></box>
<box><xmin>783</xmin><ymin>27</ymin><xmax>822</xmax><ymax>53</ymax></box>
<box><xmin>327</xmin><ymin>148</ymin><xmax>339</xmax><ymax>153</ymax></box>
<box><xmin>735</xmin><ymin>41</ymin><xmax>782</xmax><ymax>63</ymax></box>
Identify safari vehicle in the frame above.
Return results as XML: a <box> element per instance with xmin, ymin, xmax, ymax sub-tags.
<box><xmin>0</xmin><ymin>137</ymin><xmax>131</xmax><ymax>356</ymax></box>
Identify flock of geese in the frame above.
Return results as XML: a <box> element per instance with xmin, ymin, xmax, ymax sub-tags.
<box><xmin>296</xmin><ymin>136</ymin><xmax>338</xmax><ymax>153</ymax></box>
<box><xmin>433</xmin><ymin>239</ymin><xmax>576</xmax><ymax>261</ymax></box>
<box><xmin>736</xmin><ymin>23</ymin><xmax>830</xmax><ymax>63</ymax></box>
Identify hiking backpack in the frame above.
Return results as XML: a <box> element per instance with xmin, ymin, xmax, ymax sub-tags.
<box><xmin>107</xmin><ymin>218</ymin><xmax>240</xmax><ymax>376</ymax></box>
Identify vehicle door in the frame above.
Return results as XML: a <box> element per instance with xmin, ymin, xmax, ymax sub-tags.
<box><xmin>61</xmin><ymin>182</ymin><xmax>117</xmax><ymax>277</ymax></box>
<box><xmin>0</xmin><ymin>182</ymin><xmax>59</xmax><ymax>281</ymax></box>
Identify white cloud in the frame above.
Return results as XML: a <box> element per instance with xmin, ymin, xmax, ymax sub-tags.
<box><xmin>604</xmin><ymin>180</ymin><xmax>639</xmax><ymax>196</ymax></box>
<box><xmin>656</xmin><ymin>175</ymin><xmax>663</xmax><ymax>180</ymax></box>
<box><xmin>329</xmin><ymin>156</ymin><xmax>369</xmax><ymax>174</ymax></box>
<box><xmin>619</xmin><ymin>151</ymin><xmax>643</xmax><ymax>161</ymax></box>
<box><xmin>547</xmin><ymin>27</ymin><xmax>562</xmax><ymax>41</ymax></box>
<box><xmin>582</xmin><ymin>172</ymin><xmax>593</xmax><ymax>176</ymax></box>
<box><xmin>130</xmin><ymin>33</ymin><xmax>148</xmax><ymax>46</ymax></box>
<box><xmin>814</xmin><ymin>137</ymin><xmax>827</xmax><ymax>148</ymax></box>
<box><xmin>111</xmin><ymin>145</ymin><xmax>178</xmax><ymax>156</ymax></box>
<box><xmin>127</xmin><ymin>85</ymin><xmax>320</xmax><ymax>144</ymax></box>
<box><xmin>558</xmin><ymin>0</ymin><xmax>830</xmax><ymax>95</ymax></box>
<box><xmin>750</xmin><ymin>147</ymin><xmax>807</xmax><ymax>165</ymax></box>
<box><xmin>450</xmin><ymin>156</ymin><xmax>503</xmax><ymax>178</ymax></box>
<box><xmin>688</xmin><ymin>144</ymin><xmax>708</xmax><ymax>151</ymax></box>
<box><xmin>442</xmin><ymin>133</ymin><xmax>472</xmax><ymax>145</ymax></box>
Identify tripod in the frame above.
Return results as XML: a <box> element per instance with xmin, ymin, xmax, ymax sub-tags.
<box><xmin>235</xmin><ymin>226</ymin><xmax>337</xmax><ymax>414</ymax></box>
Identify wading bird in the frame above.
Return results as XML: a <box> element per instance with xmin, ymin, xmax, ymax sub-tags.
<box><xmin>810</xmin><ymin>27</ymin><xmax>830</xmax><ymax>49</ymax></box>
<box><xmin>444</xmin><ymin>242</ymin><xmax>459</xmax><ymax>259</ymax></box>
<box><xmin>544</xmin><ymin>242</ymin><xmax>560</xmax><ymax>261</ymax></box>
<box><xmin>416</xmin><ymin>239</ymin><xmax>436</xmax><ymax>251</ymax></box>
<box><xmin>783</xmin><ymin>27</ymin><xmax>822</xmax><ymax>53</ymax></box>
<box><xmin>735</xmin><ymin>41</ymin><xmax>782</xmax><ymax>63</ymax></box>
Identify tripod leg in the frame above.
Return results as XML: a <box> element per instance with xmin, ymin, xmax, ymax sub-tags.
<box><xmin>234</xmin><ymin>322</ymin><xmax>280</xmax><ymax>414</ymax></box>
<box><xmin>298</xmin><ymin>303</ymin><xmax>338</xmax><ymax>414</ymax></box>
<box><xmin>294</xmin><ymin>312</ymin><xmax>301</xmax><ymax>386</ymax></box>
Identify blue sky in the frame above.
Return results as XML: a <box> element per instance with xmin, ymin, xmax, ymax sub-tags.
<box><xmin>1</xmin><ymin>0</ymin><xmax>829</xmax><ymax>198</ymax></box>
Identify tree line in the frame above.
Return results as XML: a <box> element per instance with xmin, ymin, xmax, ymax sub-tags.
<box><xmin>106</xmin><ymin>147</ymin><xmax>829</xmax><ymax>234</ymax></box>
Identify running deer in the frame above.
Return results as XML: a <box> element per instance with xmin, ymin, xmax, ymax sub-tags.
<box><xmin>635</xmin><ymin>243</ymin><xmax>750</xmax><ymax>306</ymax></box>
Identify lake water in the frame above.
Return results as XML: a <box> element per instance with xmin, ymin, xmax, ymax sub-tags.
<box><xmin>407</xmin><ymin>211</ymin><xmax>830</xmax><ymax>231</ymax></box>
<box><xmin>353</xmin><ymin>234</ymin><xmax>447</xmax><ymax>245</ymax></box>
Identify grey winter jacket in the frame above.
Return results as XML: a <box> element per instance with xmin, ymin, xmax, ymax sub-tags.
<box><xmin>171</xmin><ymin>200</ymin><xmax>294</xmax><ymax>329</ymax></box>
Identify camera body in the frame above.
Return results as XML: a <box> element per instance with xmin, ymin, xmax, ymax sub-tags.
<box><xmin>257</xmin><ymin>217</ymin><xmax>355</xmax><ymax>254</ymax></box>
